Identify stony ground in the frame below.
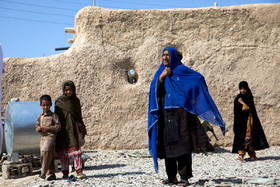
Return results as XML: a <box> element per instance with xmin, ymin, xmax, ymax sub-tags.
<box><xmin>0</xmin><ymin>146</ymin><xmax>280</xmax><ymax>187</ymax></box>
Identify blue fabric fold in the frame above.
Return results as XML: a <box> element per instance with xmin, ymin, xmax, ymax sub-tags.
<box><xmin>148</xmin><ymin>46</ymin><xmax>225</xmax><ymax>173</ymax></box>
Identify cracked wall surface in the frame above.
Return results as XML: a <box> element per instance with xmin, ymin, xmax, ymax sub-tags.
<box><xmin>2</xmin><ymin>4</ymin><xmax>280</xmax><ymax>149</ymax></box>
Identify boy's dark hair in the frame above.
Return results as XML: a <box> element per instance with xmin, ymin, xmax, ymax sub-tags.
<box><xmin>40</xmin><ymin>95</ymin><xmax>52</xmax><ymax>104</ymax></box>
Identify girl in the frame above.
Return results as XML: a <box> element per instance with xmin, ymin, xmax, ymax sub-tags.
<box><xmin>232</xmin><ymin>81</ymin><xmax>269</xmax><ymax>161</ymax></box>
<box><xmin>55</xmin><ymin>80</ymin><xmax>87</xmax><ymax>179</ymax></box>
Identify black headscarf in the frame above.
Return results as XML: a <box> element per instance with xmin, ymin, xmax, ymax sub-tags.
<box><xmin>237</xmin><ymin>81</ymin><xmax>254</xmax><ymax>109</ymax></box>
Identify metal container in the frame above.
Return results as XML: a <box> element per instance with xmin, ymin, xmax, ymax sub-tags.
<box><xmin>4</xmin><ymin>101</ymin><xmax>55</xmax><ymax>156</ymax></box>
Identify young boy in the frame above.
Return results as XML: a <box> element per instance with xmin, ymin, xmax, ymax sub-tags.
<box><xmin>36</xmin><ymin>95</ymin><xmax>61</xmax><ymax>180</ymax></box>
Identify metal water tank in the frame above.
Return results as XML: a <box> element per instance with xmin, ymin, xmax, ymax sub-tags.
<box><xmin>4</xmin><ymin>101</ymin><xmax>55</xmax><ymax>156</ymax></box>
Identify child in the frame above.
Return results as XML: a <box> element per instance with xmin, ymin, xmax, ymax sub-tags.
<box><xmin>36</xmin><ymin>95</ymin><xmax>61</xmax><ymax>180</ymax></box>
<box><xmin>232</xmin><ymin>81</ymin><xmax>269</xmax><ymax>161</ymax></box>
<box><xmin>55</xmin><ymin>80</ymin><xmax>87</xmax><ymax>180</ymax></box>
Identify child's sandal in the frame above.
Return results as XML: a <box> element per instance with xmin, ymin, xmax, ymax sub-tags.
<box><xmin>67</xmin><ymin>175</ymin><xmax>77</xmax><ymax>182</ymax></box>
<box><xmin>237</xmin><ymin>155</ymin><xmax>244</xmax><ymax>161</ymax></box>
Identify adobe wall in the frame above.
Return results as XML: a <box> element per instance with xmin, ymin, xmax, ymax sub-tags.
<box><xmin>2</xmin><ymin>4</ymin><xmax>280</xmax><ymax>149</ymax></box>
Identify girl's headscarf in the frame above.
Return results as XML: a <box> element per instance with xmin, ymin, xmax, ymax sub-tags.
<box><xmin>239</xmin><ymin>81</ymin><xmax>252</xmax><ymax>96</ymax></box>
<box><xmin>237</xmin><ymin>81</ymin><xmax>254</xmax><ymax>109</ymax></box>
<box><xmin>62</xmin><ymin>80</ymin><xmax>76</xmax><ymax>97</ymax></box>
<box><xmin>56</xmin><ymin>80</ymin><xmax>84</xmax><ymax>125</ymax></box>
<box><xmin>148</xmin><ymin>46</ymin><xmax>225</xmax><ymax>173</ymax></box>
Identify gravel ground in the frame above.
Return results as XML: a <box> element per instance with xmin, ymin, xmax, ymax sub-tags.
<box><xmin>0</xmin><ymin>146</ymin><xmax>280</xmax><ymax>187</ymax></box>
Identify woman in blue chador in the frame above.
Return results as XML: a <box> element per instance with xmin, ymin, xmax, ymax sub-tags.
<box><xmin>148</xmin><ymin>46</ymin><xmax>225</xmax><ymax>185</ymax></box>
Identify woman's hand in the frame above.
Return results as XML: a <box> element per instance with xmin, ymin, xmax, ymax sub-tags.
<box><xmin>238</xmin><ymin>98</ymin><xmax>249</xmax><ymax>110</ymax></box>
<box><xmin>238</xmin><ymin>98</ymin><xmax>245</xmax><ymax>105</ymax></box>
<box><xmin>159</xmin><ymin>67</ymin><xmax>171</xmax><ymax>82</ymax></box>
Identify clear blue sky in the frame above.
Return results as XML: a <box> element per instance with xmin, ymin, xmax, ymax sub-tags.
<box><xmin>0</xmin><ymin>0</ymin><xmax>279</xmax><ymax>58</ymax></box>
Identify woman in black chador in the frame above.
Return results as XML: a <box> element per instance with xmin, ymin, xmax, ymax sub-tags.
<box><xmin>232</xmin><ymin>81</ymin><xmax>269</xmax><ymax>161</ymax></box>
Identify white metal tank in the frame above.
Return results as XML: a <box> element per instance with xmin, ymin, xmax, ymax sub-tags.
<box><xmin>4</xmin><ymin>101</ymin><xmax>55</xmax><ymax>156</ymax></box>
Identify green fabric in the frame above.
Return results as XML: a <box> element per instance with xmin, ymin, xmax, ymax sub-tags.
<box><xmin>55</xmin><ymin>80</ymin><xmax>85</xmax><ymax>150</ymax></box>
<box><xmin>128</xmin><ymin>150</ymin><xmax>152</xmax><ymax>158</ymax></box>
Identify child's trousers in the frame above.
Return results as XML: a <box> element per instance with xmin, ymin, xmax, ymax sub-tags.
<box><xmin>41</xmin><ymin>149</ymin><xmax>55</xmax><ymax>175</ymax></box>
<box><xmin>58</xmin><ymin>148</ymin><xmax>83</xmax><ymax>174</ymax></box>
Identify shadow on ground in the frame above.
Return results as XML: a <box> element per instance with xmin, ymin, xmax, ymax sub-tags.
<box><xmin>249</xmin><ymin>156</ymin><xmax>280</xmax><ymax>161</ymax></box>
<box><xmin>85</xmin><ymin>164</ymin><xmax>126</xmax><ymax>170</ymax></box>
<box><xmin>192</xmin><ymin>147</ymin><xmax>231</xmax><ymax>156</ymax></box>
<box><xmin>86</xmin><ymin>171</ymin><xmax>146</xmax><ymax>178</ymax></box>
<box><xmin>212</xmin><ymin>147</ymin><xmax>232</xmax><ymax>153</ymax></box>
<box><xmin>192</xmin><ymin>178</ymin><xmax>243</xmax><ymax>186</ymax></box>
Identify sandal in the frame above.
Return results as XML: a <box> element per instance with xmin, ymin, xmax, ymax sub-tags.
<box><xmin>46</xmin><ymin>174</ymin><xmax>56</xmax><ymax>181</ymax></box>
<box><xmin>67</xmin><ymin>175</ymin><xmax>77</xmax><ymax>182</ymax></box>
<box><xmin>77</xmin><ymin>173</ymin><xmax>86</xmax><ymax>179</ymax></box>
<box><xmin>160</xmin><ymin>178</ymin><xmax>178</xmax><ymax>184</ymax></box>
<box><xmin>39</xmin><ymin>173</ymin><xmax>46</xmax><ymax>179</ymax></box>
<box><xmin>178</xmin><ymin>179</ymin><xmax>190</xmax><ymax>186</ymax></box>
<box><xmin>237</xmin><ymin>155</ymin><xmax>244</xmax><ymax>161</ymax></box>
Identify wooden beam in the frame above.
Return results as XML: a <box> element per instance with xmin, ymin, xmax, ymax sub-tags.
<box><xmin>55</xmin><ymin>47</ymin><xmax>69</xmax><ymax>51</ymax></box>
<box><xmin>65</xmin><ymin>28</ymin><xmax>75</xmax><ymax>33</ymax></box>
<box><xmin>68</xmin><ymin>39</ymin><xmax>75</xmax><ymax>44</ymax></box>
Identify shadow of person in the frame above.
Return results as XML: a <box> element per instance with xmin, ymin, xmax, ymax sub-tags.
<box><xmin>86</xmin><ymin>171</ymin><xmax>146</xmax><ymax>178</ymax></box>
<box><xmin>247</xmin><ymin>156</ymin><xmax>280</xmax><ymax>161</ymax></box>
<box><xmin>85</xmin><ymin>164</ymin><xmax>126</xmax><ymax>171</ymax></box>
<box><xmin>212</xmin><ymin>147</ymin><xmax>232</xmax><ymax>153</ymax></box>
<box><xmin>191</xmin><ymin>178</ymin><xmax>243</xmax><ymax>186</ymax></box>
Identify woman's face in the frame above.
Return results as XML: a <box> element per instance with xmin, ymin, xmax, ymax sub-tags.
<box><xmin>162</xmin><ymin>50</ymin><xmax>169</xmax><ymax>67</ymax></box>
<box><xmin>240</xmin><ymin>87</ymin><xmax>247</xmax><ymax>95</ymax></box>
<box><xmin>64</xmin><ymin>85</ymin><xmax>74</xmax><ymax>97</ymax></box>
